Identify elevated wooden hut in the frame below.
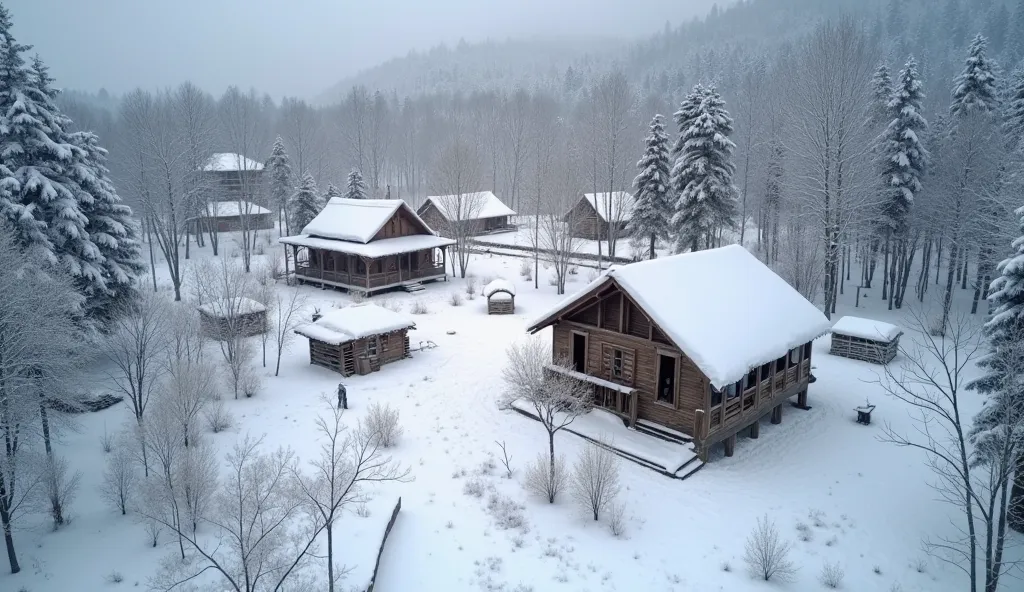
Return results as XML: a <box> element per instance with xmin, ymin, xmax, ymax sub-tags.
<box><xmin>197</xmin><ymin>297</ymin><xmax>267</xmax><ymax>340</ymax></box>
<box><xmin>484</xmin><ymin>279</ymin><xmax>516</xmax><ymax>314</ymax></box>
<box><xmin>527</xmin><ymin>245</ymin><xmax>832</xmax><ymax>461</ymax></box>
<box><xmin>829</xmin><ymin>316</ymin><xmax>902</xmax><ymax>364</ymax></box>
<box><xmin>417</xmin><ymin>191</ymin><xmax>516</xmax><ymax>236</ymax></box>
<box><xmin>295</xmin><ymin>303</ymin><xmax>415</xmax><ymax>376</ymax></box>
<box><xmin>279</xmin><ymin>198</ymin><xmax>456</xmax><ymax>295</ymax></box>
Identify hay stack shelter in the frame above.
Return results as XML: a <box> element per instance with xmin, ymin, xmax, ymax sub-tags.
<box><xmin>198</xmin><ymin>297</ymin><xmax>267</xmax><ymax>340</ymax></box>
<box><xmin>829</xmin><ymin>317</ymin><xmax>902</xmax><ymax>364</ymax></box>
<box><xmin>295</xmin><ymin>303</ymin><xmax>416</xmax><ymax>376</ymax></box>
<box><xmin>279</xmin><ymin>198</ymin><xmax>456</xmax><ymax>295</ymax></box>
<box><xmin>484</xmin><ymin>279</ymin><xmax>516</xmax><ymax>314</ymax></box>
<box><xmin>564</xmin><ymin>192</ymin><xmax>636</xmax><ymax>240</ymax></box>
<box><xmin>527</xmin><ymin>245</ymin><xmax>832</xmax><ymax>461</ymax></box>
<box><xmin>417</xmin><ymin>191</ymin><xmax>517</xmax><ymax>236</ymax></box>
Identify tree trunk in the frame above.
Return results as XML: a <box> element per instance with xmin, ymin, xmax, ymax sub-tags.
<box><xmin>327</xmin><ymin>518</ymin><xmax>335</xmax><ymax>592</ymax></box>
<box><xmin>941</xmin><ymin>246</ymin><xmax>958</xmax><ymax>335</ymax></box>
<box><xmin>866</xmin><ymin>239</ymin><xmax>879</xmax><ymax>288</ymax></box>
<box><xmin>961</xmin><ymin>250</ymin><xmax>970</xmax><ymax>290</ymax></box>
<box><xmin>547</xmin><ymin>431</ymin><xmax>556</xmax><ymax>504</ymax></box>
<box><xmin>882</xmin><ymin>237</ymin><xmax>890</xmax><ymax>302</ymax></box>
<box><xmin>0</xmin><ymin>472</ymin><xmax>20</xmax><ymax>574</ymax></box>
<box><xmin>1010</xmin><ymin>458</ymin><xmax>1024</xmax><ymax>534</ymax></box>
<box><xmin>146</xmin><ymin>217</ymin><xmax>158</xmax><ymax>292</ymax></box>
<box><xmin>649</xmin><ymin>234</ymin><xmax>656</xmax><ymax>260</ymax></box>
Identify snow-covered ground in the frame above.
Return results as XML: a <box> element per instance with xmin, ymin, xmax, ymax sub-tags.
<box><xmin>2</xmin><ymin>227</ymin><xmax>1018</xmax><ymax>592</ymax></box>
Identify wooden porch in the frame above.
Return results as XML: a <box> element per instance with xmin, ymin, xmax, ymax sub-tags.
<box><xmin>291</xmin><ymin>245</ymin><xmax>447</xmax><ymax>293</ymax></box>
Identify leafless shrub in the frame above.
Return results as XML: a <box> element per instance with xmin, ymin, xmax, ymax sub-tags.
<box><xmin>379</xmin><ymin>297</ymin><xmax>403</xmax><ymax>313</ymax></box>
<box><xmin>486</xmin><ymin>493</ymin><xmax>528</xmax><ymax>532</ymax></box>
<box><xmin>463</xmin><ymin>478</ymin><xmax>486</xmax><ymax>498</ymax></box>
<box><xmin>365</xmin><ymin>401</ymin><xmax>403</xmax><ymax>447</ymax></box>
<box><xmin>496</xmin><ymin>440</ymin><xmax>514</xmax><ymax>478</ymax></box>
<box><xmin>743</xmin><ymin>515</ymin><xmax>796</xmax><ymax>582</ymax></box>
<box><xmin>608</xmin><ymin>501</ymin><xmax>627</xmax><ymax>537</ymax></box>
<box><xmin>820</xmin><ymin>561</ymin><xmax>844</xmax><ymax>588</ymax></box>
<box><xmin>465</xmin><ymin>275</ymin><xmax>478</xmax><ymax>295</ymax></box>
<box><xmin>477</xmin><ymin>457</ymin><xmax>496</xmax><ymax>475</ymax></box>
<box><xmin>796</xmin><ymin>521</ymin><xmax>813</xmax><ymax>542</ymax></box>
<box><xmin>240</xmin><ymin>366</ymin><xmax>262</xmax><ymax>398</ymax></box>
<box><xmin>144</xmin><ymin>519</ymin><xmax>161</xmax><ymax>547</ymax></box>
<box><xmin>355</xmin><ymin>503</ymin><xmax>371</xmax><ymax>518</ymax></box>
<box><xmin>106</xmin><ymin>571</ymin><xmax>124</xmax><ymax>584</ymax></box>
<box><xmin>101</xmin><ymin>440</ymin><xmax>138</xmax><ymax>516</ymax></box>
<box><xmin>524</xmin><ymin>453</ymin><xmax>566</xmax><ymax>502</ymax></box>
<box><xmin>204</xmin><ymin>400</ymin><xmax>234</xmax><ymax>433</ymax></box>
<box><xmin>410</xmin><ymin>299</ymin><xmax>429</xmax><ymax>315</ymax></box>
<box><xmin>100</xmin><ymin>424</ymin><xmax>114</xmax><ymax>453</ymax></box>
<box><xmin>43</xmin><ymin>455</ymin><xmax>81</xmax><ymax>529</ymax></box>
<box><xmin>547</xmin><ymin>273</ymin><xmax>559</xmax><ymax>286</ymax></box>
<box><xmin>571</xmin><ymin>443</ymin><xmax>620</xmax><ymax>521</ymax></box>
<box><xmin>519</xmin><ymin>259</ymin><xmax>532</xmax><ymax>279</ymax></box>
<box><xmin>350</xmin><ymin>290</ymin><xmax>366</xmax><ymax>304</ymax></box>
<box><xmin>721</xmin><ymin>561</ymin><xmax>731</xmax><ymax>572</ymax></box>
<box><xmin>873</xmin><ymin>565</ymin><xmax>882</xmax><ymax>575</ymax></box>
<box><xmin>911</xmin><ymin>558</ymin><xmax>927</xmax><ymax>573</ymax></box>
<box><xmin>449</xmin><ymin>291</ymin><xmax>464</xmax><ymax>306</ymax></box>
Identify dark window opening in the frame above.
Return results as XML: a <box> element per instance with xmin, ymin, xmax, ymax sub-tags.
<box><xmin>776</xmin><ymin>355</ymin><xmax>787</xmax><ymax>373</ymax></box>
<box><xmin>711</xmin><ymin>387</ymin><xmax>722</xmax><ymax>407</ymax></box>
<box><xmin>803</xmin><ymin>342</ymin><xmax>812</xmax><ymax>359</ymax></box>
<box><xmin>789</xmin><ymin>347</ymin><xmax>800</xmax><ymax>367</ymax></box>
<box><xmin>657</xmin><ymin>355</ymin><xmax>676</xmax><ymax>405</ymax></box>
<box><xmin>725</xmin><ymin>381</ymin><xmax>739</xmax><ymax>400</ymax></box>
<box><xmin>611</xmin><ymin>349</ymin><xmax>623</xmax><ymax>378</ymax></box>
<box><xmin>760</xmin><ymin>362</ymin><xmax>772</xmax><ymax>381</ymax></box>
<box><xmin>746</xmin><ymin>368</ymin><xmax>758</xmax><ymax>390</ymax></box>
<box><xmin>571</xmin><ymin>333</ymin><xmax>586</xmax><ymax>373</ymax></box>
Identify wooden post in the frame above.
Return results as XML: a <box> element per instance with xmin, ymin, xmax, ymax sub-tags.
<box><xmin>364</xmin><ymin>257</ymin><xmax>370</xmax><ymax>290</ymax></box>
<box><xmin>319</xmin><ymin>248</ymin><xmax>325</xmax><ymax>289</ymax></box>
<box><xmin>749</xmin><ymin>420</ymin><xmax>760</xmax><ymax>439</ymax></box>
<box><xmin>724</xmin><ymin>434</ymin><xmax>736</xmax><ymax>457</ymax></box>
<box><xmin>771</xmin><ymin>404</ymin><xmax>783</xmax><ymax>424</ymax></box>
<box><xmin>283</xmin><ymin>244</ymin><xmax>290</xmax><ymax>285</ymax></box>
<box><xmin>797</xmin><ymin>388</ymin><xmax>808</xmax><ymax>409</ymax></box>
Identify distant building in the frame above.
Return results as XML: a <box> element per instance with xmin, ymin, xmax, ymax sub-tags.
<box><xmin>195</xmin><ymin>153</ymin><xmax>268</xmax><ymax>231</ymax></box>
<box><xmin>417</xmin><ymin>191</ymin><xmax>516</xmax><ymax>236</ymax></box>
<box><xmin>563</xmin><ymin>192</ymin><xmax>636</xmax><ymax>240</ymax></box>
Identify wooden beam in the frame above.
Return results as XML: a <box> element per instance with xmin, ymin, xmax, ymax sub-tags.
<box><xmin>771</xmin><ymin>404</ymin><xmax>783</xmax><ymax>425</ymax></box>
<box><xmin>724</xmin><ymin>434</ymin><xmax>736</xmax><ymax>457</ymax></box>
<box><xmin>797</xmin><ymin>388</ymin><xmax>808</xmax><ymax>408</ymax></box>
<box><xmin>618</xmin><ymin>292</ymin><xmax>625</xmax><ymax>333</ymax></box>
<box><xmin>749</xmin><ymin>420</ymin><xmax>760</xmax><ymax>439</ymax></box>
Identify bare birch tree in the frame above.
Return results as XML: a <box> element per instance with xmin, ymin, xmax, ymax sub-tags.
<box><xmin>591</xmin><ymin>71</ymin><xmax>635</xmax><ymax>259</ymax></box>
<box><xmin>219</xmin><ymin>87</ymin><xmax>271</xmax><ymax>272</ymax></box>
<box><xmin>431</xmin><ymin>119</ymin><xmax>483</xmax><ymax>278</ymax></box>
<box><xmin>272</xmin><ymin>288</ymin><xmax>307</xmax><ymax>377</ymax></box>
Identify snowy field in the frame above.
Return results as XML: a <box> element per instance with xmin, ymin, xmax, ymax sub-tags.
<box><xmin>1</xmin><ymin>227</ymin><xmax>1018</xmax><ymax>592</ymax></box>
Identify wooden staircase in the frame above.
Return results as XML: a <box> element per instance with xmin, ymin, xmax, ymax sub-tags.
<box><xmin>403</xmin><ymin>282</ymin><xmax>425</xmax><ymax>293</ymax></box>
<box><xmin>633</xmin><ymin>419</ymin><xmax>693</xmax><ymax>445</ymax></box>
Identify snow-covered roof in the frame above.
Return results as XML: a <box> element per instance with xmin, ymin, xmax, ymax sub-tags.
<box><xmin>197</xmin><ymin>297</ymin><xmax>266</xmax><ymax>318</ymax></box>
<box><xmin>295</xmin><ymin>303</ymin><xmax>415</xmax><ymax>345</ymax></box>
<box><xmin>483</xmin><ymin>279</ymin><xmax>516</xmax><ymax>298</ymax></box>
<box><xmin>582</xmin><ymin>192</ymin><xmax>636</xmax><ymax>223</ymax></box>
<box><xmin>425</xmin><ymin>191</ymin><xmax>516</xmax><ymax>221</ymax></box>
<box><xmin>301</xmin><ymin>197</ymin><xmax>434</xmax><ymax>244</ymax></box>
<box><xmin>278</xmin><ymin>234</ymin><xmax>455</xmax><ymax>258</ymax></box>
<box><xmin>200</xmin><ymin>201</ymin><xmax>271</xmax><ymax>218</ymax></box>
<box><xmin>203</xmin><ymin>153</ymin><xmax>264</xmax><ymax>172</ymax></box>
<box><xmin>528</xmin><ymin>245</ymin><xmax>831</xmax><ymax>389</ymax></box>
<box><xmin>831</xmin><ymin>316</ymin><xmax>902</xmax><ymax>342</ymax></box>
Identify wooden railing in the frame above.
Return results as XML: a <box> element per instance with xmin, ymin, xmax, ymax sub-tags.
<box><xmin>296</xmin><ymin>263</ymin><xmax>444</xmax><ymax>288</ymax></box>
<box><xmin>705</xmin><ymin>359</ymin><xmax>811</xmax><ymax>438</ymax></box>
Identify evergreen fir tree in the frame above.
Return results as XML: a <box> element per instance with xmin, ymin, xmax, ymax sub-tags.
<box><xmin>266</xmin><ymin>136</ymin><xmax>293</xmax><ymax>232</ymax></box>
<box><xmin>951</xmin><ymin>34</ymin><xmax>1000</xmax><ymax>119</ymax></box>
<box><xmin>628</xmin><ymin>114</ymin><xmax>671</xmax><ymax>260</ymax></box>
<box><xmin>1003</xmin><ymin>64</ymin><xmax>1024</xmax><ymax>150</ymax></box>
<box><xmin>669</xmin><ymin>84</ymin><xmax>738</xmax><ymax>252</ymax></box>
<box><xmin>968</xmin><ymin>204</ymin><xmax>1024</xmax><ymax>533</ymax></box>
<box><xmin>345</xmin><ymin>168</ymin><xmax>368</xmax><ymax>200</ymax></box>
<box><xmin>324</xmin><ymin>183</ymin><xmax>342</xmax><ymax>199</ymax></box>
<box><xmin>879</xmin><ymin>57</ymin><xmax>929</xmax><ymax>242</ymax></box>
<box><xmin>871</xmin><ymin>64</ymin><xmax>893</xmax><ymax>128</ymax></box>
<box><xmin>289</xmin><ymin>173</ymin><xmax>323</xmax><ymax>232</ymax></box>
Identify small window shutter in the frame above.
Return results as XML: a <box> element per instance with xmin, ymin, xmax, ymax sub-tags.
<box><xmin>601</xmin><ymin>344</ymin><xmax>612</xmax><ymax>379</ymax></box>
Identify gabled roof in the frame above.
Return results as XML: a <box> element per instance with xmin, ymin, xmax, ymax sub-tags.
<box><xmin>423</xmin><ymin>191</ymin><xmax>516</xmax><ymax>221</ymax></box>
<box><xmin>295</xmin><ymin>303</ymin><xmax>415</xmax><ymax>346</ymax></box>
<box><xmin>527</xmin><ymin>245</ymin><xmax>831</xmax><ymax>389</ymax></box>
<box><xmin>300</xmin><ymin>198</ymin><xmax>434</xmax><ymax>244</ymax></box>
<box><xmin>203</xmin><ymin>153</ymin><xmax>264</xmax><ymax>172</ymax></box>
<box><xmin>580</xmin><ymin>192</ymin><xmax>636</xmax><ymax>223</ymax></box>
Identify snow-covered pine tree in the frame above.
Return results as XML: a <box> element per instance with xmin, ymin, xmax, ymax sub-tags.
<box><xmin>951</xmin><ymin>34</ymin><xmax>1000</xmax><ymax>119</ymax></box>
<box><xmin>266</xmin><ymin>136</ymin><xmax>293</xmax><ymax>233</ymax></box>
<box><xmin>324</xmin><ymin>183</ymin><xmax>342</xmax><ymax>199</ymax></box>
<box><xmin>1003</xmin><ymin>64</ymin><xmax>1024</xmax><ymax>150</ymax></box>
<box><xmin>289</xmin><ymin>173</ymin><xmax>323</xmax><ymax>232</ymax></box>
<box><xmin>628</xmin><ymin>114</ymin><xmax>671</xmax><ymax>260</ymax></box>
<box><xmin>345</xmin><ymin>168</ymin><xmax>368</xmax><ymax>200</ymax></box>
<box><xmin>871</xmin><ymin>64</ymin><xmax>892</xmax><ymax>129</ymax></box>
<box><xmin>669</xmin><ymin>84</ymin><xmax>738</xmax><ymax>252</ymax></box>
<box><xmin>878</xmin><ymin>57</ymin><xmax>928</xmax><ymax>310</ymax></box>
<box><xmin>968</xmin><ymin>204</ymin><xmax>1024</xmax><ymax>533</ymax></box>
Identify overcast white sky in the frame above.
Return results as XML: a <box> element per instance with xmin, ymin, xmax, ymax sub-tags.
<box><xmin>7</xmin><ymin>0</ymin><xmax>719</xmax><ymax>99</ymax></box>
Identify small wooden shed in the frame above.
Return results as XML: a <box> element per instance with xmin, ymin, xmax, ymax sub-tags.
<box><xmin>197</xmin><ymin>297</ymin><xmax>267</xmax><ymax>340</ymax></box>
<box><xmin>829</xmin><ymin>316</ymin><xmax>902</xmax><ymax>364</ymax></box>
<box><xmin>295</xmin><ymin>303</ymin><xmax>415</xmax><ymax>376</ymax></box>
<box><xmin>484</xmin><ymin>279</ymin><xmax>516</xmax><ymax>315</ymax></box>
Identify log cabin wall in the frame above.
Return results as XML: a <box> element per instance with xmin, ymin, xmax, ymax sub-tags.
<box><xmin>372</xmin><ymin>208</ymin><xmax>432</xmax><ymax>241</ymax></box>
<box><xmin>307</xmin><ymin>328</ymin><xmax>411</xmax><ymax>376</ymax></box>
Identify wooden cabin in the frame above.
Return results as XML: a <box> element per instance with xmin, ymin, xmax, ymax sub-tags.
<box><xmin>295</xmin><ymin>303</ymin><xmax>415</xmax><ymax>376</ymax></box>
<box><xmin>484</xmin><ymin>279</ymin><xmax>516</xmax><ymax>315</ymax></box>
<box><xmin>197</xmin><ymin>297</ymin><xmax>267</xmax><ymax>340</ymax></box>
<box><xmin>564</xmin><ymin>192</ymin><xmax>636</xmax><ymax>240</ymax></box>
<box><xmin>829</xmin><ymin>316</ymin><xmax>902</xmax><ymax>364</ymax></box>
<box><xmin>417</xmin><ymin>191</ymin><xmax>517</xmax><ymax>236</ymax></box>
<box><xmin>190</xmin><ymin>200</ymin><xmax>274</xmax><ymax>233</ymax></box>
<box><xmin>202</xmin><ymin>152</ymin><xmax>265</xmax><ymax>207</ymax></box>
<box><xmin>527</xmin><ymin>245</ymin><xmax>832</xmax><ymax>461</ymax></box>
<box><xmin>279</xmin><ymin>198</ymin><xmax>456</xmax><ymax>295</ymax></box>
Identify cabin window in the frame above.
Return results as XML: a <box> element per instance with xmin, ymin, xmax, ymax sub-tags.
<box><xmin>745</xmin><ymin>368</ymin><xmax>758</xmax><ymax>391</ymax></box>
<box><xmin>803</xmin><ymin>342</ymin><xmax>812</xmax><ymax>359</ymax></box>
<box><xmin>788</xmin><ymin>347</ymin><xmax>801</xmax><ymax>367</ymax></box>
<box><xmin>380</xmin><ymin>334</ymin><xmax>390</xmax><ymax>352</ymax></box>
<box><xmin>657</xmin><ymin>354</ymin><xmax>676</xmax><ymax>405</ymax></box>
<box><xmin>776</xmin><ymin>355</ymin><xmax>787</xmax><ymax>373</ymax></box>
<box><xmin>611</xmin><ymin>349</ymin><xmax>623</xmax><ymax>378</ymax></box>
<box><xmin>367</xmin><ymin>337</ymin><xmax>379</xmax><ymax>356</ymax></box>
<box><xmin>726</xmin><ymin>381</ymin><xmax>740</xmax><ymax>400</ymax></box>
<box><xmin>711</xmin><ymin>387</ymin><xmax>723</xmax><ymax>407</ymax></box>
<box><xmin>760</xmin><ymin>362</ymin><xmax>772</xmax><ymax>381</ymax></box>
<box><xmin>356</xmin><ymin>259</ymin><xmax>366</xmax><ymax>274</ymax></box>
<box><xmin>374</xmin><ymin>260</ymin><xmax>384</xmax><ymax>274</ymax></box>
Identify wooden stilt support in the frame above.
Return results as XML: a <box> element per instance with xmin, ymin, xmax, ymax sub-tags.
<box><xmin>797</xmin><ymin>388</ymin><xmax>808</xmax><ymax>409</ymax></box>
<box><xmin>749</xmin><ymin>420</ymin><xmax>760</xmax><ymax>439</ymax></box>
<box><xmin>771</xmin><ymin>404</ymin><xmax>783</xmax><ymax>424</ymax></box>
<box><xmin>724</xmin><ymin>434</ymin><xmax>736</xmax><ymax>457</ymax></box>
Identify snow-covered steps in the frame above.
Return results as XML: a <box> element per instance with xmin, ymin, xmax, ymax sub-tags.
<box><xmin>634</xmin><ymin>419</ymin><xmax>693</xmax><ymax>445</ymax></box>
<box><xmin>402</xmin><ymin>282</ymin><xmax>425</xmax><ymax>293</ymax></box>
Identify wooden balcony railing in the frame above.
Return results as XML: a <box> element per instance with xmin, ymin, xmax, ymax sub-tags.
<box><xmin>704</xmin><ymin>358</ymin><xmax>812</xmax><ymax>439</ymax></box>
<box><xmin>296</xmin><ymin>263</ymin><xmax>444</xmax><ymax>288</ymax></box>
